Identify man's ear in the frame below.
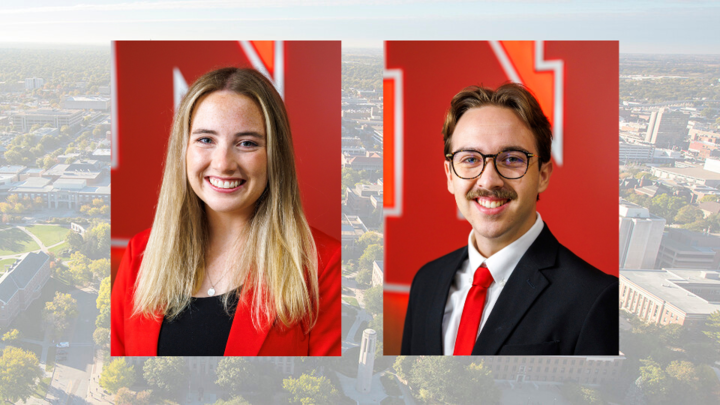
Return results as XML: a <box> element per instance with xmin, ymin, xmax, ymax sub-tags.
<box><xmin>538</xmin><ymin>160</ymin><xmax>553</xmax><ymax>193</ymax></box>
<box><xmin>445</xmin><ymin>160</ymin><xmax>455</xmax><ymax>194</ymax></box>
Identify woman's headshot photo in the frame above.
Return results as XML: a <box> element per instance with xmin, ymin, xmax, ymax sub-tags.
<box><xmin>110</xmin><ymin>41</ymin><xmax>341</xmax><ymax>356</ymax></box>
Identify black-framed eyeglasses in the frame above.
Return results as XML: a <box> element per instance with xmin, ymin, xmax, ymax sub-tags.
<box><xmin>445</xmin><ymin>150</ymin><xmax>536</xmax><ymax>180</ymax></box>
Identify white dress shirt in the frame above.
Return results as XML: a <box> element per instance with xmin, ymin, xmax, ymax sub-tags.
<box><xmin>442</xmin><ymin>213</ymin><xmax>545</xmax><ymax>355</ymax></box>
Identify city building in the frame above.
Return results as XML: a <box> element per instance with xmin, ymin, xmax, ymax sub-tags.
<box><xmin>9</xmin><ymin>109</ymin><xmax>82</xmax><ymax>131</ymax></box>
<box><xmin>656</xmin><ymin>228</ymin><xmax>720</xmax><ymax>269</ymax></box>
<box><xmin>0</xmin><ymin>252</ymin><xmax>51</xmax><ymax>328</ymax></box>
<box><xmin>24</xmin><ymin>77</ymin><xmax>44</xmax><ymax>90</ymax></box>
<box><xmin>645</xmin><ymin>108</ymin><xmax>690</xmax><ymax>149</ymax></box>
<box><xmin>8</xmin><ymin>176</ymin><xmax>110</xmax><ymax>209</ymax></box>
<box><xmin>62</xmin><ymin>96</ymin><xmax>110</xmax><ymax>110</ymax></box>
<box><xmin>341</xmin><ymin>214</ymin><xmax>368</xmax><ymax>257</ymax></box>
<box><xmin>619</xmin><ymin>201</ymin><xmax>666</xmax><ymax>269</ymax></box>
<box><xmin>651</xmin><ymin>161</ymin><xmax>720</xmax><ymax>188</ymax></box>
<box><xmin>341</xmin><ymin>151</ymin><xmax>382</xmax><ymax>172</ymax></box>
<box><xmin>372</xmin><ymin>260</ymin><xmax>383</xmax><ymax>287</ymax></box>
<box><xmin>345</xmin><ymin>183</ymin><xmax>382</xmax><ymax>217</ymax></box>
<box><xmin>620</xmin><ymin>268</ymin><xmax>720</xmax><ymax>327</ymax></box>
<box><xmin>476</xmin><ymin>355</ymin><xmax>625</xmax><ymax>385</ymax></box>
<box><xmin>619</xmin><ymin>141</ymin><xmax>654</xmax><ymax>164</ymax></box>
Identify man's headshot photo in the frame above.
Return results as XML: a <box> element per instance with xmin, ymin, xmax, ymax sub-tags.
<box><xmin>383</xmin><ymin>41</ymin><xmax>619</xmax><ymax>355</ymax></box>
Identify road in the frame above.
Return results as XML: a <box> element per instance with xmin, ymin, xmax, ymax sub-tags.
<box><xmin>45</xmin><ymin>288</ymin><xmax>99</xmax><ymax>405</ymax></box>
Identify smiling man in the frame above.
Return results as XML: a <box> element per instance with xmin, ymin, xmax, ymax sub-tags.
<box><xmin>401</xmin><ymin>84</ymin><xmax>619</xmax><ymax>356</ymax></box>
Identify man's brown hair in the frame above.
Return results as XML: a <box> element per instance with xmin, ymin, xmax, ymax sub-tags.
<box><xmin>442</xmin><ymin>83</ymin><xmax>553</xmax><ymax>166</ymax></box>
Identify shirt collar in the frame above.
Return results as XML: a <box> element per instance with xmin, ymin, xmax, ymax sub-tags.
<box><xmin>467</xmin><ymin>212</ymin><xmax>544</xmax><ymax>287</ymax></box>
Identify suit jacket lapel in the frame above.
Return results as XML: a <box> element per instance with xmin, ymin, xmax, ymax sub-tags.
<box><xmin>473</xmin><ymin>225</ymin><xmax>558</xmax><ymax>355</ymax></box>
<box><xmin>427</xmin><ymin>247</ymin><xmax>469</xmax><ymax>354</ymax></box>
<box><xmin>224</xmin><ymin>289</ymin><xmax>271</xmax><ymax>356</ymax></box>
<box><xmin>130</xmin><ymin>311</ymin><xmax>162</xmax><ymax>356</ymax></box>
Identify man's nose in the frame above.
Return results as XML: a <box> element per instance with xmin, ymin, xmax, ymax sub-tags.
<box><xmin>475</xmin><ymin>158</ymin><xmax>505</xmax><ymax>189</ymax></box>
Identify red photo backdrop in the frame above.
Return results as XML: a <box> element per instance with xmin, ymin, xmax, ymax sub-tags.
<box><xmin>110</xmin><ymin>41</ymin><xmax>341</xmax><ymax>282</ymax></box>
<box><xmin>384</xmin><ymin>41</ymin><xmax>618</xmax><ymax>354</ymax></box>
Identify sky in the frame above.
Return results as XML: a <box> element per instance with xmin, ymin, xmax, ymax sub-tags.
<box><xmin>0</xmin><ymin>0</ymin><xmax>718</xmax><ymax>53</ymax></box>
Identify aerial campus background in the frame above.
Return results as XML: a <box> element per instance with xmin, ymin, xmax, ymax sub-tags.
<box><xmin>0</xmin><ymin>1</ymin><xmax>719</xmax><ymax>405</ymax></box>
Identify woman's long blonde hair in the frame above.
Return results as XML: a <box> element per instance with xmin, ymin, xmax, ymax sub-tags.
<box><xmin>133</xmin><ymin>67</ymin><xmax>319</xmax><ymax>331</ymax></box>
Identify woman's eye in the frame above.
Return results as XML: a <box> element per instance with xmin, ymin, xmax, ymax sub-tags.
<box><xmin>239</xmin><ymin>140</ymin><xmax>258</xmax><ymax>148</ymax></box>
<box><xmin>197</xmin><ymin>137</ymin><xmax>213</xmax><ymax>144</ymax></box>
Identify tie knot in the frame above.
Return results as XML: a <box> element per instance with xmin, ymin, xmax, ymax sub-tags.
<box><xmin>473</xmin><ymin>264</ymin><xmax>494</xmax><ymax>288</ymax></box>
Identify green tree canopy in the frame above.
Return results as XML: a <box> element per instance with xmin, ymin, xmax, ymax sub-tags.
<box><xmin>100</xmin><ymin>358</ymin><xmax>135</xmax><ymax>394</ymax></box>
<box><xmin>408</xmin><ymin>357</ymin><xmax>500</xmax><ymax>405</ymax></box>
<box><xmin>282</xmin><ymin>374</ymin><xmax>342</xmax><ymax>405</ymax></box>
<box><xmin>215</xmin><ymin>357</ymin><xmax>255</xmax><ymax>395</ymax></box>
<box><xmin>359</xmin><ymin>244</ymin><xmax>382</xmax><ymax>272</ymax></box>
<box><xmin>143</xmin><ymin>357</ymin><xmax>188</xmax><ymax>396</ymax></box>
<box><xmin>364</xmin><ymin>285</ymin><xmax>383</xmax><ymax>316</ymax></box>
<box><xmin>675</xmin><ymin>205</ymin><xmax>704</xmax><ymax>224</ymax></box>
<box><xmin>42</xmin><ymin>291</ymin><xmax>78</xmax><ymax>338</ymax></box>
<box><xmin>0</xmin><ymin>347</ymin><xmax>43</xmax><ymax>404</ymax></box>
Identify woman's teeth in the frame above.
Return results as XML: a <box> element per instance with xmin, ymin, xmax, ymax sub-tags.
<box><xmin>209</xmin><ymin>178</ymin><xmax>241</xmax><ymax>189</ymax></box>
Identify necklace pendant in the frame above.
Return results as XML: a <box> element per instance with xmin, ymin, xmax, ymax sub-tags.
<box><xmin>208</xmin><ymin>288</ymin><xmax>216</xmax><ymax>296</ymax></box>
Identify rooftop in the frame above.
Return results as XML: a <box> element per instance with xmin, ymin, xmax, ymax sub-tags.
<box><xmin>621</xmin><ymin>268</ymin><xmax>720</xmax><ymax>315</ymax></box>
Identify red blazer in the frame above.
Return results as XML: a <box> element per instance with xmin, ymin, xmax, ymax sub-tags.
<box><xmin>111</xmin><ymin>227</ymin><xmax>341</xmax><ymax>356</ymax></box>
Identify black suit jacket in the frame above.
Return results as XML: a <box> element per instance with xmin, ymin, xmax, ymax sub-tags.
<box><xmin>401</xmin><ymin>225</ymin><xmax>619</xmax><ymax>355</ymax></box>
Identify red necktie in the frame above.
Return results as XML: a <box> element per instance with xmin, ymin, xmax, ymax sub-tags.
<box><xmin>453</xmin><ymin>263</ymin><xmax>494</xmax><ymax>355</ymax></box>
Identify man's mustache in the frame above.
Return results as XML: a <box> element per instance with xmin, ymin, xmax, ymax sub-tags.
<box><xmin>466</xmin><ymin>188</ymin><xmax>518</xmax><ymax>201</ymax></box>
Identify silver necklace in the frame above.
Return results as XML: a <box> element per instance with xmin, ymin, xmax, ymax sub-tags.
<box><xmin>205</xmin><ymin>267</ymin><xmax>229</xmax><ymax>296</ymax></box>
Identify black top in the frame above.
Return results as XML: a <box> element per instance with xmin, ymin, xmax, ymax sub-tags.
<box><xmin>157</xmin><ymin>293</ymin><xmax>238</xmax><ymax>356</ymax></box>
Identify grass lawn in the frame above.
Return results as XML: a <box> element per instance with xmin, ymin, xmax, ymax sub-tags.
<box><xmin>342</xmin><ymin>296</ymin><xmax>359</xmax><ymax>307</ymax></box>
<box><xmin>0</xmin><ymin>257</ymin><xmax>17</xmax><ymax>275</ymax></box>
<box><xmin>49</xmin><ymin>241</ymin><xmax>71</xmax><ymax>259</ymax></box>
<box><xmin>0</xmin><ymin>228</ymin><xmax>40</xmax><ymax>255</ymax></box>
<box><xmin>33</xmin><ymin>377</ymin><xmax>52</xmax><ymax>399</ymax></box>
<box><xmin>25</xmin><ymin>225</ymin><xmax>68</xmax><ymax>247</ymax></box>
<box><xmin>46</xmin><ymin>346</ymin><xmax>56</xmax><ymax>372</ymax></box>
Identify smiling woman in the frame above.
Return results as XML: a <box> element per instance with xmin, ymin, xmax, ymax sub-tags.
<box><xmin>111</xmin><ymin>68</ymin><xmax>341</xmax><ymax>356</ymax></box>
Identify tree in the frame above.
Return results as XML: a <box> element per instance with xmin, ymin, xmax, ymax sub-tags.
<box><xmin>214</xmin><ymin>396</ymin><xmax>252</xmax><ymax>405</ymax></box>
<box><xmin>100</xmin><ymin>358</ymin><xmax>135</xmax><ymax>394</ymax></box>
<box><xmin>639</xmin><ymin>358</ymin><xmax>669</xmax><ymax>404</ymax></box>
<box><xmin>408</xmin><ymin>356</ymin><xmax>499</xmax><ymax>404</ymax></box>
<box><xmin>143</xmin><ymin>357</ymin><xmax>188</xmax><ymax>396</ymax></box>
<box><xmin>359</xmin><ymin>244</ymin><xmax>382</xmax><ymax>271</ymax></box>
<box><xmin>703</xmin><ymin>310</ymin><xmax>720</xmax><ymax>345</ymax></box>
<box><xmin>369</xmin><ymin>313</ymin><xmax>383</xmax><ymax>341</ymax></box>
<box><xmin>114</xmin><ymin>387</ymin><xmax>135</xmax><ymax>405</ymax></box>
<box><xmin>66</xmin><ymin>251</ymin><xmax>92</xmax><ymax>285</ymax></box>
<box><xmin>675</xmin><ymin>205</ymin><xmax>704</xmax><ymax>224</ymax></box>
<box><xmin>0</xmin><ymin>347</ymin><xmax>43</xmax><ymax>404</ymax></box>
<box><xmin>42</xmin><ymin>292</ymin><xmax>78</xmax><ymax>338</ymax></box>
<box><xmin>215</xmin><ymin>357</ymin><xmax>254</xmax><ymax>396</ymax></box>
<box><xmin>90</xmin><ymin>258</ymin><xmax>110</xmax><ymax>280</ymax></box>
<box><xmin>364</xmin><ymin>285</ymin><xmax>383</xmax><ymax>316</ymax></box>
<box><xmin>1</xmin><ymin>329</ymin><xmax>20</xmax><ymax>343</ymax></box>
<box><xmin>700</xmin><ymin>195</ymin><xmax>718</xmax><ymax>203</ymax></box>
<box><xmin>393</xmin><ymin>356</ymin><xmax>412</xmax><ymax>381</ymax></box>
<box><xmin>356</xmin><ymin>267</ymin><xmax>372</xmax><ymax>286</ymax></box>
<box><xmin>282</xmin><ymin>374</ymin><xmax>341</xmax><ymax>405</ymax></box>
<box><xmin>93</xmin><ymin>327</ymin><xmax>110</xmax><ymax>349</ymax></box>
<box><xmin>357</xmin><ymin>231</ymin><xmax>383</xmax><ymax>252</ymax></box>
<box><xmin>66</xmin><ymin>229</ymin><xmax>84</xmax><ymax>252</ymax></box>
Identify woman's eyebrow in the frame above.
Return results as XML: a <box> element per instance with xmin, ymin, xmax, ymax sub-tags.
<box><xmin>190</xmin><ymin>129</ymin><xmax>265</xmax><ymax>139</ymax></box>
